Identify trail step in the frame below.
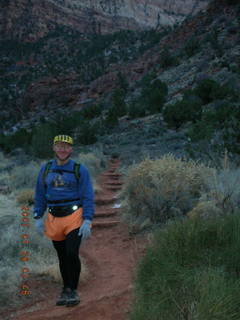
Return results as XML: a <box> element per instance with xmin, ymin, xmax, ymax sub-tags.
<box><xmin>104</xmin><ymin>181</ymin><xmax>123</xmax><ymax>186</ymax></box>
<box><xmin>94</xmin><ymin>211</ymin><xmax>118</xmax><ymax>218</ymax></box>
<box><xmin>102</xmin><ymin>173</ymin><xmax>122</xmax><ymax>179</ymax></box>
<box><xmin>108</xmin><ymin>168</ymin><xmax>118</xmax><ymax>173</ymax></box>
<box><xmin>95</xmin><ymin>197</ymin><xmax>116</xmax><ymax>205</ymax></box>
<box><xmin>94</xmin><ymin>208</ymin><xmax>119</xmax><ymax>217</ymax></box>
<box><xmin>109</xmin><ymin>159</ymin><xmax>120</xmax><ymax>164</ymax></box>
<box><xmin>92</xmin><ymin>220</ymin><xmax>120</xmax><ymax>228</ymax></box>
<box><xmin>104</xmin><ymin>185</ymin><xmax>122</xmax><ymax>191</ymax></box>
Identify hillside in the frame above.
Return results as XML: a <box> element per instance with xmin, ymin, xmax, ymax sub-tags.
<box><xmin>0</xmin><ymin>0</ymin><xmax>240</xmax><ymax>165</ymax></box>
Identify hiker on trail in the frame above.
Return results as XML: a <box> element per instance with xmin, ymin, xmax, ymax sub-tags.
<box><xmin>33</xmin><ymin>134</ymin><xmax>94</xmax><ymax>307</ymax></box>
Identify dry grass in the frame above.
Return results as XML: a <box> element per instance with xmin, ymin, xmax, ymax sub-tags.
<box><xmin>0</xmin><ymin>192</ymin><xmax>89</xmax><ymax>309</ymax></box>
<box><xmin>7</xmin><ymin>161</ymin><xmax>40</xmax><ymax>191</ymax></box>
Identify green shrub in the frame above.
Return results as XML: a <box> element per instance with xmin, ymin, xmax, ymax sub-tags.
<box><xmin>121</xmin><ymin>154</ymin><xmax>213</xmax><ymax>229</ymax></box>
<box><xmin>127</xmin><ymin>100</ymin><xmax>147</xmax><ymax>119</ymax></box>
<box><xmin>53</xmin><ymin>112</ymin><xmax>82</xmax><ymax>134</ymax></box>
<box><xmin>31</xmin><ymin>122</ymin><xmax>58</xmax><ymax>158</ymax></box>
<box><xmin>141</xmin><ymin>79</ymin><xmax>168</xmax><ymax>114</ymax></box>
<box><xmin>187</xmin><ymin>121</ymin><xmax>214</xmax><ymax>141</ymax></box>
<box><xmin>160</xmin><ymin>49</ymin><xmax>179</xmax><ymax>69</ymax></box>
<box><xmin>163</xmin><ymin>99</ymin><xmax>202</xmax><ymax>129</ymax></box>
<box><xmin>104</xmin><ymin>107</ymin><xmax>119</xmax><ymax>128</ymax></box>
<box><xmin>194</xmin><ymin>79</ymin><xmax>234</xmax><ymax>105</ymax></box>
<box><xmin>75</xmin><ymin>121</ymin><xmax>98</xmax><ymax>145</ymax></box>
<box><xmin>205</xmin><ymin>29</ymin><xmax>224</xmax><ymax>57</ymax></box>
<box><xmin>184</xmin><ymin>37</ymin><xmax>201</xmax><ymax>57</ymax></box>
<box><xmin>130</xmin><ymin>214</ymin><xmax>240</xmax><ymax>320</ymax></box>
<box><xmin>202</xmin><ymin>103</ymin><xmax>240</xmax><ymax>128</ymax></box>
<box><xmin>117</xmin><ymin>71</ymin><xmax>129</xmax><ymax>92</ymax></box>
<box><xmin>111</xmin><ymin>88</ymin><xmax>127</xmax><ymax>117</ymax></box>
<box><xmin>0</xmin><ymin>129</ymin><xmax>32</xmax><ymax>154</ymax></box>
<box><xmin>81</xmin><ymin>104</ymin><xmax>102</xmax><ymax>119</ymax></box>
<box><xmin>226</xmin><ymin>0</ymin><xmax>239</xmax><ymax>5</ymax></box>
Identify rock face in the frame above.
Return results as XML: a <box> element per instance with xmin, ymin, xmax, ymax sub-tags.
<box><xmin>0</xmin><ymin>0</ymin><xmax>209</xmax><ymax>41</ymax></box>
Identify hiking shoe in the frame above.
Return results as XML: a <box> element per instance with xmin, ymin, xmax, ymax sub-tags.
<box><xmin>56</xmin><ymin>287</ymin><xmax>71</xmax><ymax>306</ymax></box>
<box><xmin>66</xmin><ymin>289</ymin><xmax>80</xmax><ymax>307</ymax></box>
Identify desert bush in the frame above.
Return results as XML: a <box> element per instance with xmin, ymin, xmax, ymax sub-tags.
<box><xmin>187</xmin><ymin>200</ymin><xmax>222</xmax><ymax>219</ymax></box>
<box><xmin>7</xmin><ymin>161</ymin><xmax>40</xmax><ymax>191</ymax></box>
<box><xmin>73</xmin><ymin>149</ymin><xmax>106</xmax><ymax>178</ymax></box>
<box><xmin>130</xmin><ymin>213</ymin><xmax>240</xmax><ymax>320</ymax></box>
<box><xmin>121</xmin><ymin>154</ymin><xmax>214</xmax><ymax>229</ymax></box>
<box><xmin>16</xmin><ymin>188</ymin><xmax>35</xmax><ymax>205</ymax></box>
<box><xmin>200</xmin><ymin>168</ymin><xmax>240</xmax><ymax>215</ymax></box>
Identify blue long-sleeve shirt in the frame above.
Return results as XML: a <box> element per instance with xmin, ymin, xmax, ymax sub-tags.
<box><xmin>33</xmin><ymin>159</ymin><xmax>94</xmax><ymax>221</ymax></box>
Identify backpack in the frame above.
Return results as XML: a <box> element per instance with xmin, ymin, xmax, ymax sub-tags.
<box><xmin>42</xmin><ymin>160</ymin><xmax>81</xmax><ymax>186</ymax></box>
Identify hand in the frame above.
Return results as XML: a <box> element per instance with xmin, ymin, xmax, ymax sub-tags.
<box><xmin>35</xmin><ymin>218</ymin><xmax>44</xmax><ymax>235</ymax></box>
<box><xmin>78</xmin><ymin>219</ymin><xmax>91</xmax><ymax>242</ymax></box>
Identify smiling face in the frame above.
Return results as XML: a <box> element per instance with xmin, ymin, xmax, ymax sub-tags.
<box><xmin>53</xmin><ymin>141</ymin><xmax>73</xmax><ymax>163</ymax></box>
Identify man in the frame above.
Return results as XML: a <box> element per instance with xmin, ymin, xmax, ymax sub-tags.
<box><xmin>33</xmin><ymin>134</ymin><xmax>94</xmax><ymax>307</ymax></box>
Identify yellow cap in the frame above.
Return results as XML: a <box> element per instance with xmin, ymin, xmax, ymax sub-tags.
<box><xmin>53</xmin><ymin>135</ymin><xmax>73</xmax><ymax>145</ymax></box>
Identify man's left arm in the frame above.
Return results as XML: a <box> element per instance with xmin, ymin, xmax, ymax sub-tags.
<box><xmin>78</xmin><ymin>164</ymin><xmax>95</xmax><ymax>241</ymax></box>
<box><xmin>78</xmin><ymin>164</ymin><xmax>95</xmax><ymax>221</ymax></box>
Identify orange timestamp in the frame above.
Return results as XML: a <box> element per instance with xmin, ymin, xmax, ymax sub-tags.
<box><xmin>20</xmin><ymin>205</ymin><xmax>31</xmax><ymax>296</ymax></box>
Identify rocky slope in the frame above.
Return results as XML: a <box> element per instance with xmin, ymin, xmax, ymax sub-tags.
<box><xmin>1</xmin><ymin>0</ymin><xmax>239</xmax><ymax>165</ymax></box>
<box><xmin>0</xmin><ymin>0</ymin><xmax>209</xmax><ymax>41</ymax></box>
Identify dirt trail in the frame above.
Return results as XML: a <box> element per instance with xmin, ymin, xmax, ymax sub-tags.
<box><xmin>3</xmin><ymin>158</ymin><xmax>147</xmax><ymax>320</ymax></box>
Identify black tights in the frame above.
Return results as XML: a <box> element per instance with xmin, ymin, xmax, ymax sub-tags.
<box><xmin>52</xmin><ymin>228</ymin><xmax>82</xmax><ymax>290</ymax></box>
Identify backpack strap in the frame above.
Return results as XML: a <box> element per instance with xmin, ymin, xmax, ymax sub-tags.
<box><xmin>43</xmin><ymin>160</ymin><xmax>53</xmax><ymax>186</ymax></box>
<box><xmin>73</xmin><ymin>162</ymin><xmax>81</xmax><ymax>181</ymax></box>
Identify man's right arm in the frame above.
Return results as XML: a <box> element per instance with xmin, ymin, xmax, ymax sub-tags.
<box><xmin>33</xmin><ymin>164</ymin><xmax>47</xmax><ymax>219</ymax></box>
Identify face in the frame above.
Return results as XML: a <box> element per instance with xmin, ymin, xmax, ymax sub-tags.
<box><xmin>53</xmin><ymin>142</ymin><xmax>73</xmax><ymax>161</ymax></box>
